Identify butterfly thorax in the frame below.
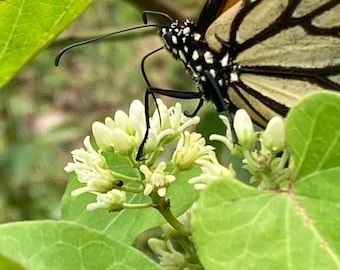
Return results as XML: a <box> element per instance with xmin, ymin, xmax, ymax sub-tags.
<box><xmin>159</xmin><ymin>20</ymin><xmax>239</xmax><ymax>102</ymax></box>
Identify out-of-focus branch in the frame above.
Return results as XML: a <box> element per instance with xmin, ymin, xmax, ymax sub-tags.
<box><xmin>125</xmin><ymin>0</ymin><xmax>195</xmax><ymax>22</ymax></box>
<box><xmin>50</xmin><ymin>0</ymin><xmax>200</xmax><ymax>50</ymax></box>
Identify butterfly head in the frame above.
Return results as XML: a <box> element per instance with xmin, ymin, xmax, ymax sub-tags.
<box><xmin>159</xmin><ymin>20</ymin><xmax>203</xmax><ymax>61</ymax></box>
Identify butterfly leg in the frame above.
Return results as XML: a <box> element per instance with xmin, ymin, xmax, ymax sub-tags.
<box><xmin>203</xmin><ymin>70</ymin><xmax>238</xmax><ymax>144</ymax></box>
<box><xmin>136</xmin><ymin>86</ymin><xmax>203</xmax><ymax>160</ymax></box>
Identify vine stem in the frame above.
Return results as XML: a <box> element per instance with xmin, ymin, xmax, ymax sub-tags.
<box><xmin>150</xmin><ymin>193</ymin><xmax>191</xmax><ymax>236</ymax></box>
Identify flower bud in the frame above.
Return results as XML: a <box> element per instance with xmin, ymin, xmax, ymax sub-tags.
<box><xmin>111</xmin><ymin>128</ymin><xmax>134</xmax><ymax>156</ymax></box>
<box><xmin>233</xmin><ymin>109</ymin><xmax>255</xmax><ymax>147</ymax></box>
<box><xmin>92</xmin><ymin>121</ymin><xmax>115</xmax><ymax>151</ymax></box>
<box><xmin>262</xmin><ymin>116</ymin><xmax>285</xmax><ymax>152</ymax></box>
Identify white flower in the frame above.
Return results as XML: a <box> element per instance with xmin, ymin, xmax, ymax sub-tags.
<box><xmin>135</xmin><ymin>99</ymin><xmax>200</xmax><ymax>158</ymax></box>
<box><xmin>261</xmin><ymin>116</ymin><xmax>286</xmax><ymax>152</ymax></box>
<box><xmin>233</xmin><ymin>109</ymin><xmax>256</xmax><ymax>147</ymax></box>
<box><xmin>140</xmin><ymin>162</ymin><xmax>176</xmax><ymax>197</ymax></box>
<box><xmin>110</xmin><ymin>128</ymin><xmax>135</xmax><ymax>156</ymax></box>
<box><xmin>64</xmin><ymin>136</ymin><xmax>115</xmax><ymax>196</ymax></box>
<box><xmin>151</xmin><ymin>99</ymin><xmax>199</xmax><ymax>140</ymax></box>
<box><xmin>128</xmin><ymin>100</ymin><xmax>147</xmax><ymax>145</ymax></box>
<box><xmin>189</xmin><ymin>152</ymin><xmax>235</xmax><ymax>190</ymax></box>
<box><xmin>87</xmin><ymin>189</ymin><xmax>126</xmax><ymax>212</ymax></box>
<box><xmin>91</xmin><ymin>102</ymin><xmax>142</xmax><ymax>156</ymax></box>
<box><xmin>112</xmin><ymin>110</ymin><xmax>136</xmax><ymax>136</ymax></box>
<box><xmin>172</xmin><ymin>131</ymin><xmax>214</xmax><ymax>170</ymax></box>
<box><xmin>148</xmin><ymin>239</ymin><xmax>187</xmax><ymax>269</ymax></box>
<box><xmin>210</xmin><ymin>115</ymin><xmax>236</xmax><ymax>152</ymax></box>
<box><xmin>92</xmin><ymin>121</ymin><xmax>115</xmax><ymax>151</ymax></box>
<box><xmin>210</xmin><ymin>111</ymin><xmax>256</xmax><ymax>155</ymax></box>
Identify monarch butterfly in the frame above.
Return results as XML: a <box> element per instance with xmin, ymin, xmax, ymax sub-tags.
<box><xmin>56</xmin><ymin>0</ymin><xmax>340</xmax><ymax>159</ymax></box>
<box><xmin>157</xmin><ymin>0</ymin><xmax>340</xmax><ymax>127</ymax></box>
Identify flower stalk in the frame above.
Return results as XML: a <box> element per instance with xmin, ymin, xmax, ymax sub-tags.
<box><xmin>150</xmin><ymin>192</ymin><xmax>191</xmax><ymax>236</ymax></box>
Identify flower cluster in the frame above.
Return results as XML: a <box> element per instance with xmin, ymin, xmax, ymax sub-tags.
<box><xmin>64</xmin><ymin>95</ymin><xmax>292</xmax><ymax>270</ymax></box>
<box><xmin>211</xmin><ymin>109</ymin><xmax>290</xmax><ymax>189</ymax></box>
<box><xmin>64</xmin><ymin>99</ymin><xmax>221</xmax><ymax>215</ymax></box>
<box><xmin>91</xmin><ymin>99</ymin><xmax>200</xmax><ymax>163</ymax></box>
<box><xmin>65</xmin><ymin>98</ymin><xmax>289</xmax><ymax>222</ymax></box>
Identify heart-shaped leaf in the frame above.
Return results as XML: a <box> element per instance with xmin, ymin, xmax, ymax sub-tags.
<box><xmin>192</xmin><ymin>168</ymin><xmax>340</xmax><ymax>269</ymax></box>
<box><xmin>0</xmin><ymin>220</ymin><xmax>160</xmax><ymax>270</ymax></box>
<box><xmin>286</xmin><ymin>92</ymin><xmax>340</xmax><ymax>179</ymax></box>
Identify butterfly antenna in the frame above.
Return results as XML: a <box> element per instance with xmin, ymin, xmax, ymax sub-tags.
<box><xmin>55</xmin><ymin>24</ymin><xmax>160</xmax><ymax>66</ymax></box>
<box><xmin>142</xmin><ymin>10</ymin><xmax>174</xmax><ymax>24</ymax></box>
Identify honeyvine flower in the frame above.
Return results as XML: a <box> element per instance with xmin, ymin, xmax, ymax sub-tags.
<box><xmin>92</xmin><ymin>100</ymin><xmax>143</xmax><ymax>156</ymax></box>
<box><xmin>140</xmin><ymin>162</ymin><xmax>176</xmax><ymax>197</ymax></box>
<box><xmin>86</xmin><ymin>189</ymin><xmax>127</xmax><ymax>212</ymax></box>
<box><xmin>145</xmin><ymin>100</ymin><xmax>200</xmax><ymax>154</ymax></box>
<box><xmin>92</xmin><ymin>120</ymin><xmax>135</xmax><ymax>156</ymax></box>
<box><xmin>189</xmin><ymin>152</ymin><xmax>235</xmax><ymax>190</ymax></box>
<box><xmin>148</xmin><ymin>239</ymin><xmax>187</xmax><ymax>269</ymax></box>
<box><xmin>233</xmin><ymin>109</ymin><xmax>256</xmax><ymax>147</ymax></box>
<box><xmin>172</xmin><ymin>131</ymin><xmax>214</xmax><ymax>170</ymax></box>
<box><xmin>261</xmin><ymin>116</ymin><xmax>286</xmax><ymax>152</ymax></box>
<box><xmin>91</xmin><ymin>99</ymin><xmax>199</xmax><ymax>160</ymax></box>
<box><xmin>210</xmin><ymin>109</ymin><xmax>290</xmax><ymax>189</ymax></box>
<box><xmin>64</xmin><ymin>136</ymin><xmax>115</xmax><ymax>196</ymax></box>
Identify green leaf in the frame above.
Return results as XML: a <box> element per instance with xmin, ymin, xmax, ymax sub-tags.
<box><xmin>62</xmin><ymin>165</ymin><xmax>199</xmax><ymax>244</ymax></box>
<box><xmin>166</xmin><ymin>165</ymin><xmax>200</xmax><ymax>214</ymax></box>
<box><xmin>0</xmin><ymin>0</ymin><xmax>93</xmax><ymax>88</ymax></box>
<box><xmin>192</xmin><ymin>168</ymin><xmax>340</xmax><ymax>269</ymax></box>
<box><xmin>286</xmin><ymin>92</ymin><xmax>340</xmax><ymax>179</ymax></box>
<box><xmin>0</xmin><ymin>253</ymin><xmax>25</xmax><ymax>270</ymax></box>
<box><xmin>0</xmin><ymin>220</ymin><xmax>160</xmax><ymax>270</ymax></box>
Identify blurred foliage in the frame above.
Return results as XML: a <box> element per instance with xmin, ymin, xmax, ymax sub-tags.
<box><xmin>0</xmin><ymin>0</ymin><xmax>227</xmax><ymax>222</ymax></box>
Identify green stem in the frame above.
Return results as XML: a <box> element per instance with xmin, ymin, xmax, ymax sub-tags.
<box><xmin>111</xmin><ymin>171</ymin><xmax>141</xmax><ymax>183</ymax></box>
<box><xmin>119</xmin><ymin>185</ymin><xmax>144</xmax><ymax>193</ymax></box>
<box><xmin>128</xmin><ymin>156</ymin><xmax>138</xmax><ymax>168</ymax></box>
<box><xmin>178</xmin><ymin>237</ymin><xmax>196</xmax><ymax>258</ymax></box>
<box><xmin>151</xmin><ymin>193</ymin><xmax>191</xmax><ymax>236</ymax></box>
<box><xmin>171</xmin><ymin>165</ymin><xmax>181</xmax><ymax>176</ymax></box>
<box><xmin>242</xmin><ymin>148</ymin><xmax>260</xmax><ymax>171</ymax></box>
<box><xmin>123</xmin><ymin>202</ymin><xmax>154</xmax><ymax>209</ymax></box>
<box><xmin>275</xmin><ymin>169</ymin><xmax>291</xmax><ymax>185</ymax></box>
<box><xmin>146</xmin><ymin>149</ymin><xmax>162</xmax><ymax>166</ymax></box>
<box><xmin>277</xmin><ymin>148</ymin><xmax>290</xmax><ymax>171</ymax></box>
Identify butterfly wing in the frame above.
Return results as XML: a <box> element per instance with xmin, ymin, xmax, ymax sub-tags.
<box><xmin>205</xmin><ymin>0</ymin><xmax>340</xmax><ymax>126</ymax></box>
<box><xmin>196</xmin><ymin>0</ymin><xmax>240</xmax><ymax>34</ymax></box>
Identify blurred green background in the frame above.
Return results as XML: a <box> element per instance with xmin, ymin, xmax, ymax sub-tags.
<box><xmin>1</xmin><ymin>0</ymin><xmax>230</xmax><ymax>222</ymax></box>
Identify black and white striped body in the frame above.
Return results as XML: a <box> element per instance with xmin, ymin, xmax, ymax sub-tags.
<box><xmin>160</xmin><ymin>20</ymin><xmax>238</xmax><ymax>115</ymax></box>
